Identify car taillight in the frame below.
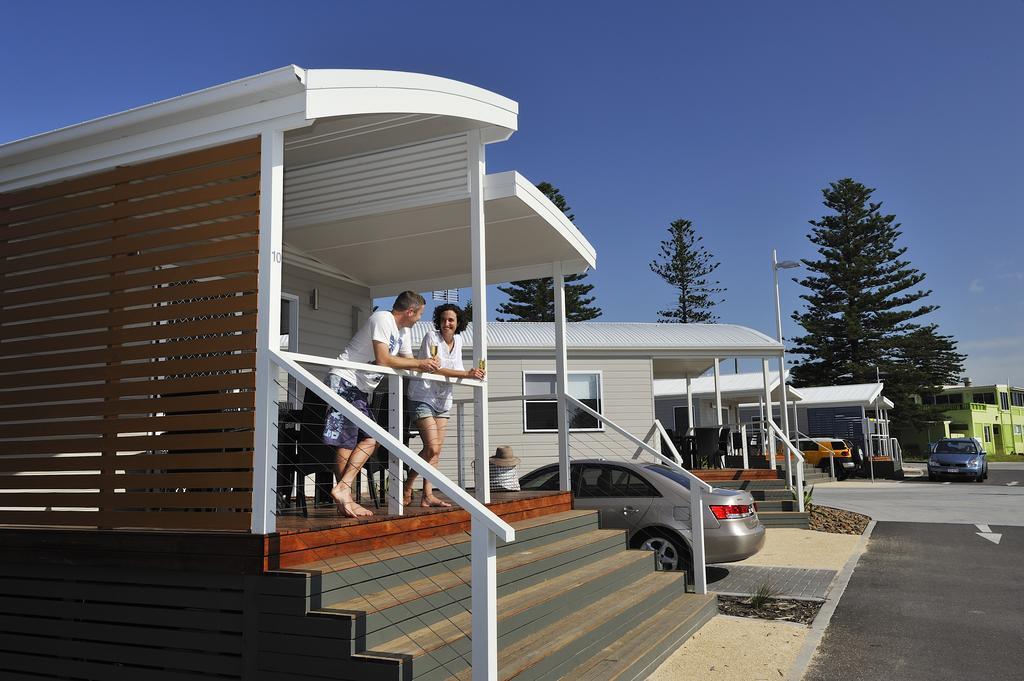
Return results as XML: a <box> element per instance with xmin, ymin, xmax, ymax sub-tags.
<box><xmin>709</xmin><ymin>504</ymin><xmax>753</xmax><ymax>520</ymax></box>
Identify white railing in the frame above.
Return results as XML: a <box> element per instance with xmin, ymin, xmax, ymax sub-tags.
<box><xmin>765</xmin><ymin>419</ymin><xmax>805</xmax><ymax>512</ymax></box>
<box><xmin>268</xmin><ymin>349</ymin><xmax>511</xmax><ymax>681</ymax></box>
<box><xmin>565</xmin><ymin>395</ymin><xmax>713</xmax><ymax>595</ymax></box>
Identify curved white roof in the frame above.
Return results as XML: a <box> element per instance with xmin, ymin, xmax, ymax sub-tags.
<box><xmin>0</xmin><ymin>66</ymin><xmax>519</xmax><ymax>192</ymax></box>
<box><xmin>414</xmin><ymin>321</ymin><xmax>781</xmax><ymax>353</ymax></box>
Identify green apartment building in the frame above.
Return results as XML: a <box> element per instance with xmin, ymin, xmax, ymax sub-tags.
<box><xmin>915</xmin><ymin>383</ymin><xmax>1024</xmax><ymax>455</ymax></box>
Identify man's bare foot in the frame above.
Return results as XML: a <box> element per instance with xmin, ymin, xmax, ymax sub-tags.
<box><xmin>421</xmin><ymin>495</ymin><xmax>452</xmax><ymax>508</ymax></box>
<box><xmin>332</xmin><ymin>487</ymin><xmax>374</xmax><ymax>518</ymax></box>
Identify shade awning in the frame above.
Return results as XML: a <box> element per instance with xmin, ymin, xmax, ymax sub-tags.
<box><xmin>283</xmin><ymin>171</ymin><xmax>596</xmax><ymax>297</ymax></box>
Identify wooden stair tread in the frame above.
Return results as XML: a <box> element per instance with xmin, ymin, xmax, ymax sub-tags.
<box><xmin>326</xmin><ymin>527</ymin><xmax>624</xmax><ymax>614</ymax></box>
<box><xmin>284</xmin><ymin>510</ymin><xmax>596</xmax><ymax>574</ymax></box>
<box><xmin>458</xmin><ymin>571</ymin><xmax>688</xmax><ymax>681</ymax></box>
<box><xmin>369</xmin><ymin>549</ymin><xmax>653</xmax><ymax>657</ymax></box>
<box><xmin>568</xmin><ymin>592</ymin><xmax>717</xmax><ymax>681</ymax></box>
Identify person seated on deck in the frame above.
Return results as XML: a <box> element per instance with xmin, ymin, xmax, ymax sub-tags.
<box><xmin>323</xmin><ymin>291</ymin><xmax>440</xmax><ymax>518</ymax></box>
<box><xmin>402</xmin><ymin>304</ymin><xmax>485</xmax><ymax>508</ymax></box>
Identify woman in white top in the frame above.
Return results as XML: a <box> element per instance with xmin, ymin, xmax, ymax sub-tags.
<box><xmin>404</xmin><ymin>304</ymin><xmax>485</xmax><ymax>507</ymax></box>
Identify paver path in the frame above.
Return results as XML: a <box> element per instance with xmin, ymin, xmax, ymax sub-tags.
<box><xmin>707</xmin><ymin>565</ymin><xmax>836</xmax><ymax>600</ymax></box>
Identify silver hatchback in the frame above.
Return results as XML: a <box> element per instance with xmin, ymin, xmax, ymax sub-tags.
<box><xmin>519</xmin><ymin>460</ymin><xmax>765</xmax><ymax>570</ymax></box>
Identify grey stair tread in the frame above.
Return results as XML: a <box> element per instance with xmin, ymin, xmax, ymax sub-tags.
<box><xmin>567</xmin><ymin>592</ymin><xmax>718</xmax><ymax>681</ymax></box>
<box><xmin>462</xmin><ymin>571</ymin><xmax>688</xmax><ymax>681</ymax></box>
<box><xmin>326</xmin><ymin>527</ymin><xmax>625</xmax><ymax>615</ymax></box>
<box><xmin>369</xmin><ymin>549</ymin><xmax>654</xmax><ymax>658</ymax></box>
<box><xmin>286</xmin><ymin>510</ymin><xmax>597</xmax><ymax>574</ymax></box>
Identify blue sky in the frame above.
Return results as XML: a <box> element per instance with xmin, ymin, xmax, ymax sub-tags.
<box><xmin>2</xmin><ymin>1</ymin><xmax>1021</xmax><ymax>384</ymax></box>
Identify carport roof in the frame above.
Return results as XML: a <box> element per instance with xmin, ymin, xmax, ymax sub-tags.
<box><xmin>654</xmin><ymin>371</ymin><xmax>803</xmax><ymax>402</ymax></box>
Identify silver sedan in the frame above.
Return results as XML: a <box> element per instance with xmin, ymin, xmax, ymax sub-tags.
<box><xmin>519</xmin><ymin>459</ymin><xmax>765</xmax><ymax>571</ymax></box>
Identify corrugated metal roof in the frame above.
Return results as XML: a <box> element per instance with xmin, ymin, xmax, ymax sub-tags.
<box><xmin>412</xmin><ymin>322</ymin><xmax>781</xmax><ymax>352</ymax></box>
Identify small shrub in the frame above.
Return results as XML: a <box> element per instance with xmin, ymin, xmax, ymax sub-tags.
<box><xmin>748</xmin><ymin>580</ymin><xmax>781</xmax><ymax>609</ymax></box>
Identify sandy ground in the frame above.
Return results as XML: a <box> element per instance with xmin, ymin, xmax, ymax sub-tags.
<box><xmin>732</xmin><ymin>527</ymin><xmax>862</xmax><ymax>571</ymax></box>
<box><xmin>649</xmin><ymin>616</ymin><xmax>808</xmax><ymax>681</ymax></box>
<box><xmin>649</xmin><ymin>526</ymin><xmax>865</xmax><ymax>680</ymax></box>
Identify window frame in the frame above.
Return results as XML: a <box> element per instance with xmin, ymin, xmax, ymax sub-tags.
<box><xmin>522</xmin><ymin>370</ymin><xmax>604</xmax><ymax>433</ymax></box>
<box><xmin>278</xmin><ymin>292</ymin><xmax>301</xmax><ymax>408</ymax></box>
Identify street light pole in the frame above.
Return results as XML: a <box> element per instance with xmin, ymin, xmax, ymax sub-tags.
<box><xmin>772</xmin><ymin>250</ymin><xmax>801</xmax><ymax>443</ymax></box>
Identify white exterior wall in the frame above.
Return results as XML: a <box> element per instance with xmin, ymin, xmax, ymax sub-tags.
<box><xmin>436</xmin><ymin>354</ymin><xmax>656</xmax><ymax>480</ymax></box>
<box><xmin>281</xmin><ymin>264</ymin><xmax>372</xmax><ymax>378</ymax></box>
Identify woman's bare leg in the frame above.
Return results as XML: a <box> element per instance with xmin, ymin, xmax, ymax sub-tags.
<box><xmin>403</xmin><ymin>416</ymin><xmax>436</xmax><ymax>505</ymax></box>
<box><xmin>421</xmin><ymin>417</ymin><xmax>450</xmax><ymax>507</ymax></box>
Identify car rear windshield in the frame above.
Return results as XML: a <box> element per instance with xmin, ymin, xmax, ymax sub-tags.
<box><xmin>934</xmin><ymin>441</ymin><xmax>979</xmax><ymax>454</ymax></box>
<box><xmin>829</xmin><ymin>441</ymin><xmax>846</xmax><ymax>449</ymax></box>
<box><xmin>644</xmin><ymin>465</ymin><xmax>690</xmax><ymax>489</ymax></box>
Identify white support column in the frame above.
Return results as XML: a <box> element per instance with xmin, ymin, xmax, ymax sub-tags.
<box><xmin>469</xmin><ymin>130</ymin><xmax>490</xmax><ymax>503</ymax></box>
<box><xmin>762</xmin><ymin>358</ymin><xmax>777</xmax><ymax>470</ymax></box>
<box><xmin>471</xmin><ymin>520</ymin><xmax>498</xmax><ymax>681</ymax></box>
<box><xmin>457</xmin><ymin>402</ymin><xmax>466</xmax><ymax>489</ymax></box>
<box><xmin>740</xmin><ymin>423</ymin><xmax>749</xmax><ymax>469</ymax></box>
<box><xmin>791</xmin><ymin>398</ymin><xmax>799</xmax><ymax>439</ymax></box>
<box><xmin>713</xmin><ymin>359</ymin><xmax>724</xmax><ymax>428</ymax></box>
<box><xmin>387</xmin><ymin>374</ymin><xmax>404</xmax><ymax>516</ymax></box>
<box><xmin>713</xmin><ymin>358</ymin><xmax>725</xmax><ymax>466</ymax></box>
<box><xmin>554</xmin><ymin>263</ymin><xmax>571</xmax><ymax>492</ymax></box>
<box><xmin>685</xmin><ymin>377</ymin><xmax>694</xmax><ymax>436</ymax></box>
<box><xmin>253</xmin><ymin>129</ymin><xmax>285</xmax><ymax>535</ymax></box>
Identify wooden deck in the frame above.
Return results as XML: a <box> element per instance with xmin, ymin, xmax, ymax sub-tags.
<box><xmin>0</xmin><ymin>490</ymin><xmax>572</xmax><ymax>574</ymax></box>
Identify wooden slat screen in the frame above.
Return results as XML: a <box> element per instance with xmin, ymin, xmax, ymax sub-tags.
<box><xmin>0</xmin><ymin>138</ymin><xmax>261</xmax><ymax>531</ymax></box>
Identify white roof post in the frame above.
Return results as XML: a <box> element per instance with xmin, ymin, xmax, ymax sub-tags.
<box><xmin>762</xmin><ymin>358</ymin><xmax>778</xmax><ymax>470</ymax></box>
<box><xmin>685</xmin><ymin>377</ymin><xmax>694</xmax><ymax>436</ymax></box>
<box><xmin>554</xmin><ymin>262</ymin><xmax>570</xmax><ymax>492</ymax></box>
<box><xmin>253</xmin><ymin>129</ymin><xmax>285</xmax><ymax>534</ymax></box>
<box><xmin>713</xmin><ymin>358</ymin><xmax>724</xmax><ymax>427</ymax></box>
<box><xmin>468</xmin><ymin>129</ymin><xmax>490</xmax><ymax>504</ymax></box>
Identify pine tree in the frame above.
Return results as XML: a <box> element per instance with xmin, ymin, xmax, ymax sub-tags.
<box><xmin>649</xmin><ymin>218</ymin><xmax>725</xmax><ymax>323</ymax></box>
<box><xmin>788</xmin><ymin>178</ymin><xmax>965</xmax><ymax>427</ymax></box>
<box><xmin>495</xmin><ymin>182</ymin><xmax>601</xmax><ymax>322</ymax></box>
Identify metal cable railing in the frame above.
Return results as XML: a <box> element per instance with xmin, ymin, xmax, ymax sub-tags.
<box><xmin>267</xmin><ymin>349</ymin><xmax>512</xmax><ymax>681</ymax></box>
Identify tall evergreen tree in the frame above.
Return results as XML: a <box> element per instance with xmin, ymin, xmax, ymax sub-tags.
<box><xmin>649</xmin><ymin>218</ymin><xmax>725</xmax><ymax>323</ymax></box>
<box><xmin>495</xmin><ymin>182</ymin><xmax>601</xmax><ymax>322</ymax></box>
<box><xmin>789</xmin><ymin>178</ymin><xmax>965</xmax><ymax>427</ymax></box>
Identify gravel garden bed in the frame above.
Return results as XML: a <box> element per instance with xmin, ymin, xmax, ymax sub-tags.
<box><xmin>808</xmin><ymin>504</ymin><xmax>871</xmax><ymax>535</ymax></box>
<box><xmin>717</xmin><ymin>595</ymin><xmax>823</xmax><ymax>624</ymax></box>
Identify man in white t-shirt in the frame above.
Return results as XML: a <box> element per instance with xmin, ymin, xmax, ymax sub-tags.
<box><xmin>322</xmin><ymin>291</ymin><xmax>439</xmax><ymax>518</ymax></box>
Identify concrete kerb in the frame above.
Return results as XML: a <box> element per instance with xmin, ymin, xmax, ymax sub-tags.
<box><xmin>786</xmin><ymin>520</ymin><xmax>877</xmax><ymax>681</ymax></box>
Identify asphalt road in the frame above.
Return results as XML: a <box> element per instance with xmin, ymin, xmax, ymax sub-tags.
<box><xmin>803</xmin><ymin>521</ymin><xmax>1024</xmax><ymax>681</ymax></box>
<box><xmin>813</xmin><ymin>464</ymin><xmax>1024</xmax><ymax>526</ymax></box>
<box><xmin>802</xmin><ymin>463</ymin><xmax>1024</xmax><ymax>680</ymax></box>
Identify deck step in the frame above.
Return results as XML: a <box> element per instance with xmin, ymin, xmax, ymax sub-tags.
<box><xmin>757</xmin><ymin>511</ymin><xmax>810</xmax><ymax>529</ymax></box>
<box><xmin>754</xmin><ymin>499</ymin><xmax>799</xmax><ymax>512</ymax></box>
<box><xmin>565</xmin><ymin>590</ymin><xmax>718</xmax><ymax>681</ymax></box>
<box><xmin>258</xmin><ymin>507</ymin><xmax>717</xmax><ymax>681</ymax></box>
<box><xmin>364</xmin><ymin>550</ymin><xmax>663</xmax><ymax>680</ymax></box>
<box><xmin>323</xmin><ymin>527</ymin><xmax>630</xmax><ymax>648</ymax></box>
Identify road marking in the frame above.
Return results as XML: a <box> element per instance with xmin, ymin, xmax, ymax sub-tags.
<box><xmin>1008</xmin><ymin>481</ymin><xmax>1019</xmax><ymax>487</ymax></box>
<box><xmin>942</xmin><ymin>481</ymin><xmax>951</xmax><ymax>485</ymax></box>
<box><xmin>975</xmin><ymin>525</ymin><xmax>1002</xmax><ymax>544</ymax></box>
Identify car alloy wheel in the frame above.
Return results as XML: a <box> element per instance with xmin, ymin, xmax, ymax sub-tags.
<box><xmin>639</xmin><ymin>535</ymin><xmax>684</xmax><ymax>571</ymax></box>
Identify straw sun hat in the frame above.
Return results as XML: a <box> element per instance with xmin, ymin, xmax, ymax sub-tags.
<box><xmin>489</xmin><ymin>446</ymin><xmax>520</xmax><ymax>468</ymax></box>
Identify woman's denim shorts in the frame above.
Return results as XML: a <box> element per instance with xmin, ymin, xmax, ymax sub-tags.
<box><xmin>410</xmin><ymin>400</ymin><xmax>450</xmax><ymax>420</ymax></box>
